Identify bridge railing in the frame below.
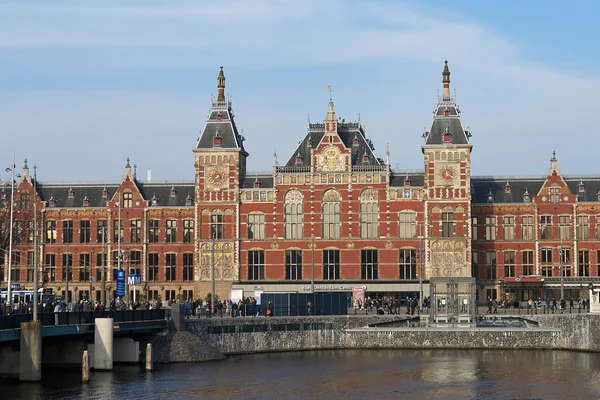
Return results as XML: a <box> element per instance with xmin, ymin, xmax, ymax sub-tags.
<box><xmin>0</xmin><ymin>309</ymin><xmax>168</xmax><ymax>331</ymax></box>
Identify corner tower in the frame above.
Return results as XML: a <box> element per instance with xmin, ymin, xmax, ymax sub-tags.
<box><xmin>422</xmin><ymin>61</ymin><xmax>473</xmax><ymax>278</ymax></box>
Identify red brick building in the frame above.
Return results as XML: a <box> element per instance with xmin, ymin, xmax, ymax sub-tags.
<box><xmin>2</xmin><ymin>63</ymin><xmax>598</xmax><ymax>304</ymax></box>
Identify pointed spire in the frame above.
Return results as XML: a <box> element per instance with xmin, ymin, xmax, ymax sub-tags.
<box><xmin>549</xmin><ymin>150</ymin><xmax>560</xmax><ymax>176</ymax></box>
<box><xmin>273</xmin><ymin>151</ymin><xmax>278</xmax><ymax>168</ymax></box>
<box><xmin>124</xmin><ymin>157</ymin><xmax>132</xmax><ymax>180</ymax></box>
<box><xmin>217</xmin><ymin>66</ymin><xmax>226</xmax><ymax>102</ymax></box>
<box><xmin>133</xmin><ymin>164</ymin><xmax>137</xmax><ymax>180</ymax></box>
<box><xmin>442</xmin><ymin>60</ymin><xmax>451</xmax><ymax>100</ymax></box>
<box><xmin>324</xmin><ymin>86</ymin><xmax>337</xmax><ymax>135</ymax></box>
<box><xmin>386</xmin><ymin>143</ymin><xmax>390</xmax><ymax>165</ymax></box>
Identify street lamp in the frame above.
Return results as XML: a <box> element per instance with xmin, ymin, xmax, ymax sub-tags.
<box><xmin>311</xmin><ymin>235</ymin><xmax>321</xmax><ymax>294</ymax></box>
<box><xmin>101</xmin><ymin>225</ymin><xmax>106</xmax><ymax>305</ymax></box>
<box><xmin>210</xmin><ymin>232</ymin><xmax>216</xmax><ymax>318</ymax></box>
<box><xmin>5</xmin><ymin>152</ymin><xmax>17</xmax><ymax>306</ymax></box>
<box><xmin>32</xmin><ymin>165</ymin><xmax>39</xmax><ymax>320</ymax></box>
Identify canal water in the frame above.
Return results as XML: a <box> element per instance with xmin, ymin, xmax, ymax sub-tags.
<box><xmin>4</xmin><ymin>349</ymin><xmax>600</xmax><ymax>400</ymax></box>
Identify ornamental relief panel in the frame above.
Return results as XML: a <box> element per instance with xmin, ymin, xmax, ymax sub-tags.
<box><xmin>199</xmin><ymin>250</ymin><xmax>235</xmax><ymax>281</ymax></box>
<box><xmin>285</xmin><ymin>189</ymin><xmax>304</xmax><ymax>204</ymax></box>
<box><xmin>360</xmin><ymin>188</ymin><xmax>379</xmax><ymax>202</ymax></box>
<box><xmin>322</xmin><ymin>189</ymin><xmax>341</xmax><ymax>202</ymax></box>
<box><xmin>429</xmin><ymin>240</ymin><xmax>468</xmax><ymax>278</ymax></box>
<box><xmin>317</xmin><ymin>145</ymin><xmax>346</xmax><ymax>172</ymax></box>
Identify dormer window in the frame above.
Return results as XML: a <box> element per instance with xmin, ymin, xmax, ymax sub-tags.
<box><xmin>404</xmin><ymin>176</ymin><xmax>411</xmax><ymax>186</ymax></box>
<box><xmin>68</xmin><ymin>188</ymin><xmax>74</xmax><ymax>199</ymax></box>
<box><xmin>185</xmin><ymin>194</ymin><xmax>193</xmax><ymax>206</ymax></box>
<box><xmin>217</xmin><ymin>112</ymin><xmax>222</xmax><ymax>121</ymax></box>
<box><xmin>49</xmin><ymin>195</ymin><xmax>55</xmax><ymax>207</ymax></box>
<box><xmin>504</xmin><ymin>182</ymin><xmax>512</xmax><ymax>194</ymax></box>
<box><xmin>443</xmin><ymin>126</ymin><xmax>452</xmax><ymax>143</ymax></box>
<box><xmin>295</xmin><ymin>152</ymin><xmax>303</xmax><ymax>166</ymax></box>
<box><xmin>253</xmin><ymin>178</ymin><xmax>261</xmax><ymax>189</ymax></box>
<box><xmin>151</xmin><ymin>194</ymin><xmax>158</xmax><ymax>206</ymax></box>
<box><xmin>362</xmin><ymin>151</ymin><xmax>370</xmax><ymax>163</ymax></box>
<box><xmin>486</xmin><ymin>189</ymin><xmax>495</xmax><ymax>203</ymax></box>
<box><xmin>444</xmin><ymin>107</ymin><xmax>449</xmax><ymax>117</ymax></box>
<box><xmin>307</xmin><ymin>137</ymin><xmax>313</xmax><ymax>147</ymax></box>
<box><xmin>597</xmin><ymin>191</ymin><xmax>600</xmax><ymax>202</ymax></box>
<box><xmin>213</xmin><ymin>128</ymin><xmax>222</xmax><ymax>147</ymax></box>
<box><xmin>579</xmin><ymin>180</ymin><xmax>585</xmax><ymax>192</ymax></box>
<box><xmin>353</xmin><ymin>134</ymin><xmax>359</xmax><ymax>146</ymax></box>
<box><xmin>83</xmin><ymin>195</ymin><xmax>90</xmax><ymax>207</ymax></box>
<box><xmin>170</xmin><ymin>187</ymin><xmax>177</xmax><ymax>198</ymax></box>
<box><xmin>522</xmin><ymin>188</ymin><xmax>531</xmax><ymax>202</ymax></box>
<box><xmin>102</xmin><ymin>187</ymin><xmax>108</xmax><ymax>199</ymax></box>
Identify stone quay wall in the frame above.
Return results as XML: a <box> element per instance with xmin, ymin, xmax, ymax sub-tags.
<box><xmin>183</xmin><ymin>315</ymin><xmax>568</xmax><ymax>356</ymax></box>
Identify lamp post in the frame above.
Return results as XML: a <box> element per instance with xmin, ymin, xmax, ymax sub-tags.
<box><xmin>311</xmin><ymin>235</ymin><xmax>321</xmax><ymax>294</ymax></box>
<box><xmin>210</xmin><ymin>232</ymin><xmax>215</xmax><ymax>318</ymax></box>
<box><xmin>5</xmin><ymin>153</ymin><xmax>16</xmax><ymax>306</ymax></box>
<box><xmin>65</xmin><ymin>242</ymin><xmax>69</xmax><ymax>308</ymax></box>
<box><xmin>101</xmin><ymin>226</ymin><xmax>106</xmax><ymax>305</ymax></box>
<box><xmin>418</xmin><ymin>222</ymin><xmax>424</xmax><ymax>308</ymax></box>
<box><xmin>33</xmin><ymin>165</ymin><xmax>39</xmax><ymax>320</ymax></box>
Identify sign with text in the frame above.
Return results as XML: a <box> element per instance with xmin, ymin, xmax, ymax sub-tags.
<box><xmin>127</xmin><ymin>274</ymin><xmax>141</xmax><ymax>285</ymax></box>
<box><xmin>116</xmin><ymin>270</ymin><xmax>126</xmax><ymax>297</ymax></box>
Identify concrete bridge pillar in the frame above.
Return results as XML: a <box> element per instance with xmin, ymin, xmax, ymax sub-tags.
<box><xmin>20</xmin><ymin>321</ymin><xmax>42</xmax><ymax>381</ymax></box>
<box><xmin>113</xmin><ymin>338</ymin><xmax>139</xmax><ymax>363</ymax></box>
<box><xmin>94</xmin><ymin>318</ymin><xmax>113</xmax><ymax>371</ymax></box>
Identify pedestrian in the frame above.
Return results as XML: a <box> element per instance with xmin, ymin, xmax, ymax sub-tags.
<box><xmin>307</xmin><ymin>300</ymin><xmax>313</xmax><ymax>316</ymax></box>
<box><xmin>487</xmin><ymin>296</ymin><xmax>492</xmax><ymax>314</ymax></box>
<box><xmin>267</xmin><ymin>300</ymin><xmax>274</xmax><ymax>317</ymax></box>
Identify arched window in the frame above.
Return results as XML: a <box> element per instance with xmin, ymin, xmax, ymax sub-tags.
<box><xmin>322</xmin><ymin>189</ymin><xmax>341</xmax><ymax>239</ymax></box>
<box><xmin>441</xmin><ymin>206</ymin><xmax>454</xmax><ymax>238</ymax></box>
<box><xmin>284</xmin><ymin>190</ymin><xmax>303</xmax><ymax>239</ymax></box>
<box><xmin>360</xmin><ymin>189</ymin><xmax>379</xmax><ymax>239</ymax></box>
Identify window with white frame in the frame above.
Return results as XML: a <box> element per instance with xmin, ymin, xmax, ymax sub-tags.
<box><xmin>360</xmin><ymin>190</ymin><xmax>379</xmax><ymax>239</ymax></box>
<box><xmin>484</xmin><ymin>216</ymin><xmax>496</xmax><ymax>240</ymax></box>
<box><xmin>559</xmin><ymin>215</ymin><xmax>571</xmax><ymax>240</ymax></box>
<box><xmin>522</xmin><ymin>250</ymin><xmax>534</xmax><ymax>276</ymax></box>
<box><xmin>399</xmin><ymin>212</ymin><xmax>417</xmax><ymax>239</ymax></box>
<box><xmin>540</xmin><ymin>215</ymin><xmax>552</xmax><ymax>239</ymax></box>
<box><xmin>399</xmin><ymin>249</ymin><xmax>416</xmax><ymax>279</ymax></box>
<box><xmin>471</xmin><ymin>216</ymin><xmax>479</xmax><ymax>240</ymax></box>
<box><xmin>248</xmin><ymin>213</ymin><xmax>265</xmax><ymax>240</ymax></box>
<box><xmin>521</xmin><ymin>216</ymin><xmax>534</xmax><ymax>241</ymax></box>
<box><xmin>578</xmin><ymin>250</ymin><xmax>590</xmax><ymax>277</ymax></box>
<box><xmin>442</xmin><ymin>211</ymin><xmax>454</xmax><ymax>238</ymax></box>
<box><xmin>284</xmin><ymin>190</ymin><xmax>303</xmax><ymax>239</ymax></box>
<box><xmin>503</xmin><ymin>250</ymin><xmax>515</xmax><ymax>277</ymax></box>
<box><xmin>503</xmin><ymin>216</ymin><xmax>515</xmax><ymax>241</ymax></box>
<box><xmin>577</xmin><ymin>215</ymin><xmax>589</xmax><ymax>240</ymax></box>
<box><xmin>549</xmin><ymin>187</ymin><xmax>560</xmax><ymax>203</ymax></box>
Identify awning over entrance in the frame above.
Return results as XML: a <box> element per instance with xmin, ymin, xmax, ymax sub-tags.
<box><xmin>501</xmin><ymin>277</ymin><xmax>544</xmax><ymax>286</ymax></box>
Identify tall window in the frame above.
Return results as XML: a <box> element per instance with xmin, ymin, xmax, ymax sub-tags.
<box><xmin>113</xmin><ymin>219</ymin><xmax>123</xmax><ymax>243</ymax></box>
<box><xmin>284</xmin><ymin>190</ymin><xmax>303</xmax><ymax>239</ymax></box>
<box><xmin>96</xmin><ymin>252</ymin><xmax>106</xmax><ymax>282</ymax></box>
<box><xmin>148</xmin><ymin>253</ymin><xmax>159</xmax><ymax>281</ymax></box>
<box><xmin>45</xmin><ymin>254</ymin><xmax>56</xmax><ymax>282</ymax></box>
<box><xmin>361</xmin><ymin>249</ymin><xmax>378</xmax><ymax>280</ymax></box>
<box><xmin>62</xmin><ymin>253</ymin><xmax>73</xmax><ymax>281</ymax></box>
<box><xmin>79</xmin><ymin>220</ymin><xmax>91</xmax><ymax>243</ymax></box>
<box><xmin>96</xmin><ymin>220</ymin><xmax>107</xmax><ymax>243</ymax></box>
<box><xmin>484</xmin><ymin>216</ymin><xmax>496</xmax><ymax>240</ymax></box>
<box><xmin>522</xmin><ymin>251</ymin><xmax>534</xmax><ymax>276</ymax></box>
<box><xmin>521</xmin><ymin>216</ymin><xmax>534</xmax><ymax>241</ymax></box>
<box><xmin>130</xmin><ymin>219</ymin><xmax>141</xmax><ymax>243</ymax></box>
<box><xmin>560</xmin><ymin>247</ymin><xmax>571</xmax><ymax>276</ymax></box>
<box><xmin>46</xmin><ymin>221</ymin><xmax>57</xmax><ymax>244</ymax></box>
<box><xmin>166</xmin><ymin>219</ymin><xmax>177</xmax><ymax>243</ymax></box>
<box><xmin>579</xmin><ymin>250</ymin><xmax>590</xmax><ymax>277</ymax></box>
<box><xmin>503</xmin><ymin>251</ymin><xmax>515</xmax><ymax>277</ymax></box>
<box><xmin>399</xmin><ymin>212</ymin><xmax>417</xmax><ymax>239</ymax></box>
<box><xmin>149</xmin><ymin>220</ymin><xmax>159</xmax><ymax>243</ymax></box>
<box><xmin>26</xmin><ymin>251</ymin><xmax>34</xmax><ymax>282</ymax></box>
<box><xmin>11</xmin><ymin>251</ymin><xmax>20</xmax><ymax>281</ymax></box>
<box><xmin>540</xmin><ymin>216</ymin><xmax>552</xmax><ymax>239</ymax></box>
<box><xmin>20</xmin><ymin>192</ymin><xmax>30</xmax><ymax>209</ymax></box>
<box><xmin>79</xmin><ymin>254</ymin><xmax>90</xmax><ymax>281</ymax></box>
<box><xmin>183</xmin><ymin>253</ymin><xmax>194</xmax><ymax>281</ymax></box>
<box><xmin>399</xmin><ymin>249</ymin><xmax>416</xmax><ymax>280</ymax></box>
<box><xmin>577</xmin><ymin>215</ymin><xmax>589</xmax><ymax>240</ymax></box>
<box><xmin>541</xmin><ymin>247</ymin><xmax>553</xmax><ymax>277</ymax></box>
<box><xmin>596</xmin><ymin>216</ymin><xmax>600</xmax><ymax>240</ymax></box>
<box><xmin>485</xmin><ymin>251</ymin><xmax>496</xmax><ymax>280</ymax></box>
<box><xmin>442</xmin><ymin>211</ymin><xmax>454</xmax><ymax>238</ymax></box>
<box><xmin>323</xmin><ymin>202</ymin><xmax>341</xmax><ymax>239</ymax></box>
<box><xmin>285</xmin><ymin>250</ymin><xmax>302</xmax><ymax>280</ymax></box>
<box><xmin>129</xmin><ymin>250</ymin><xmax>142</xmax><ymax>275</ymax></box>
<box><xmin>123</xmin><ymin>192</ymin><xmax>133</xmax><ymax>208</ymax></box>
<box><xmin>472</xmin><ymin>251</ymin><xmax>480</xmax><ymax>278</ymax></box>
<box><xmin>549</xmin><ymin>187</ymin><xmax>560</xmax><ymax>203</ymax></box>
<box><xmin>360</xmin><ymin>193</ymin><xmax>379</xmax><ymax>239</ymax></box>
<box><xmin>248</xmin><ymin>214</ymin><xmax>265</xmax><ymax>240</ymax></box>
<box><xmin>62</xmin><ymin>220</ymin><xmax>73</xmax><ymax>244</ymax></box>
<box><xmin>27</xmin><ymin>221</ymin><xmax>34</xmax><ymax>244</ymax></box>
<box><xmin>323</xmin><ymin>249</ymin><xmax>340</xmax><ymax>280</ymax></box>
<box><xmin>559</xmin><ymin>215</ymin><xmax>571</xmax><ymax>240</ymax></box>
<box><xmin>503</xmin><ymin>216</ymin><xmax>515</xmax><ymax>241</ymax></box>
<box><xmin>210</xmin><ymin>214</ymin><xmax>224</xmax><ymax>239</ymax></box>
<box><xmin>471</xmin><ymin>217</ymin><xmax>479</xmax><ymax>241</ymax></box>
<box><xmin>165</xmin><ymin>253</ymin><xmax>177</xmax><ymax>281</ymax></box>
<box><xmin>183</xmin><ymin>220</ymin><xmax>194</xmax><ymax>243</ymax></box>
<box><xmin>248</xmin><ymin>250</ymin><xmax>265</xmax><ymax>280</ymax></box>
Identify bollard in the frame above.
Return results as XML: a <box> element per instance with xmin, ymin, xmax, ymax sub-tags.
<box><xmin>82</xmin><ymin>350</ymin><xmax>90</xmax><ymax>383</ymax></box>
<box><xmin>146</xmin><ymin>343</ymin><xmax>153</xmax><ymax>372</ymax></box>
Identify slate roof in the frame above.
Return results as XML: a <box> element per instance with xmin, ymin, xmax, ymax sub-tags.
<box><xmin>424</xmin><ymin>104</ymin><xmax>470</xmax><ymax>146</ymax></box>
<box><xmin>240</xmin><ymin>175</ymin><xmax>274</xmax><ymax>189</ymax></box>
<box><xmin>284</xmin><ymin>122</ymin><xmax>380</xmax><ymax>167</ymax></box>
<box><xmin>33</xmin><ymin>181</ymin><xmax>195</xmax><ymax>208</ymax></box>
<box><xmin>564</xmin><ymin>177</ymin><xmax>600</xmax><ymax>202</ymax></box>
<box><xmin>390</xmin><ymin>171</ymin><xmax>425</xmax><ymax>187</ymax></box>
<box><xmin>471</xmin><ymin>176</ymin><xmax>544</xmax><ymax>204</ymax></box>
<box><xmin>196</xmin><ymin>100</ymin><xmax>248</xmax><ymax>155</ymax></box>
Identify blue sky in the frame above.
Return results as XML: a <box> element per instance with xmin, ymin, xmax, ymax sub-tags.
<box><xmin>1</xmin><ymin>0</ymin><xmax>599</xmax><ymax>182</ymax></box>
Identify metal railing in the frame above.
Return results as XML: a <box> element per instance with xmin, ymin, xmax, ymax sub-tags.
<box><xmin>0</xmin><ymin>309</ymin><xmax>168</xmax><ymax>331</ymax></box>
<box><xmin>474</xmin><ymin>302</ymin><xmax>590</xmax><ymax>316</ymax></box>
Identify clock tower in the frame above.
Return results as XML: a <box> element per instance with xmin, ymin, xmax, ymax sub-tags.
<box><xmin>422</xmin><ymin>61</ymin><xmax>473</xmax><ymax>279</ymax></box>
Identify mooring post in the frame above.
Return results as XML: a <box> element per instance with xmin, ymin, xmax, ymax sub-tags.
<box><xmin>82</xmin><ymin>350</ymin><xmax>90</xmax><ymax>383</ymax></box>
<box><xmin>146</xmin><ymin>343</ymin><xmax>153</xmax><ymax>372</ymax></box>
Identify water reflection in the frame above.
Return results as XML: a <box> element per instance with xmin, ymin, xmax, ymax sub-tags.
<box><xmin>3</xmin><ymin>349</ymin><xmax>600</xmax><ymax>399</ymax></box>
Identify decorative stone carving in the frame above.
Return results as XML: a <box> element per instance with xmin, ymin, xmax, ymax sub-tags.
<box><xmin>346</xmin><ymin>241</ymin><xmax>354</xmax><ymax>249</ymax></box>
<box><xmin>271</xmin><ymin>242</ymin><xmax>279</xmax><ymax>249</ymax></box>
<box><xmin>317</xmin><ymin>146</ymin><xmax>345</xmax><ymax>172</ymax></box>
<box><xmin>285</xmin><ymin>190</ymin><xmax>303</xmax><ymax>204</ymax></box>
<box><xmin>360</xmin><ymin>188</ymin><xmax>378</xmax><ymax>202</ymax></box>
<box><xmin>323</xmin><ymin>189</ymin><xmax>341</xmax><ymax>202</ymax></box>
<box><xmin>385</xmin><ymin>241</ymin><xmax>392</xmax><ymax>249</ymax></box>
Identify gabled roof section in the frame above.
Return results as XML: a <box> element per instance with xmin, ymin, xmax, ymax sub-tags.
<box><xmin>195</xmin><ymin>67</ymin><xmax>248</xmax><ymax>155</ymax></box>
<box><xmin>137</xmin><ymin>182</ymin><xmax>195</xmax><ymax>207</ymax></box>
<box><xmin>471</xmin><ymin>176</ymin><xmax>545</xmax><ymax>204</ymax></box>
<box><xmin>284</xmin><ymin>104</ymin><xmax>379</xmax><ymax>167</ymax></box>
<box><xmin>37</xmin><ymin>182</ymin><xmax>119</xmax><ymax>208</ymax></box>
<box><xmin>423</xmin><ymin>61</ymin><xmax>471</xmax><ymax>147</ymax></box>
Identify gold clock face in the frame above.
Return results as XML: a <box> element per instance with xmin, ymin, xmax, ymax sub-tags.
<box><xmin>207</xmin><ymin>168</ymin><xmax>226</xmax><ymax>187</ymax></box>
<box><xmin>438</xmin><ymin>165</ymin><xmax>457</xmax><ymax>184</ymax></box>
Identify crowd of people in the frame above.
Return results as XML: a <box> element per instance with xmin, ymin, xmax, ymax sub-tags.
<box><xmin>0</xmin><ymin>297</ymin><xmax>165</xmax><ymax>315</ymax></box>
<box><xmin>181</xmin><ymin>297</ymin><xmax>275</xmax><ymax>318</ymax></box>
<box><xmin>352</xmin><ymin>296</ymin><xmax>430</xmax><ymax>315</ymax></box>
<box><xmin>486</xmin><ymin>296</ymin><xmax>589</xmax><ymax>314</ymax></box>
